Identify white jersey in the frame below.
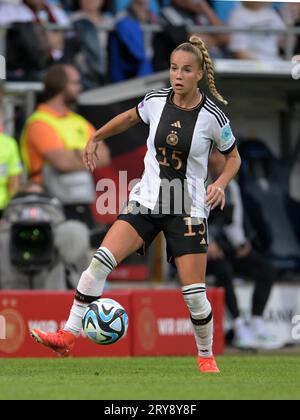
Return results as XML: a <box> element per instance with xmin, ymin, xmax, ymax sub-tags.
<box><xmin>130</xmin><ymin>88</ymin><xmax>236</xmax><ymax>218</ymax></box>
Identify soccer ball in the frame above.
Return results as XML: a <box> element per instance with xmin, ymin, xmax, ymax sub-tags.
<box><xmin>82</xmin><ymin>298</ymin><xmax>129</xmax><ymax>345</ymax></box>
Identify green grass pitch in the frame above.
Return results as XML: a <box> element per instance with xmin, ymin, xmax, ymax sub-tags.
<box><xmin>0</xmin><ymin>356</ymin><xmax>299</xmax><ymax>400</ymax></box>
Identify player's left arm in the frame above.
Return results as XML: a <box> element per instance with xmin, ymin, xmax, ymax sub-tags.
<box><xmin>84</xmin><ymin>107</ymin><xmax>141</xmax><ymax>172</ymax></box>
<box><xmin>206</xmin><ymin>146</ymin><xmax>241</xmax><ymax>210</ymax></box>
<box><xmin>86</xmin><ymin>124</ymin><xmax>111</xmax><ymax>169</ymax></box>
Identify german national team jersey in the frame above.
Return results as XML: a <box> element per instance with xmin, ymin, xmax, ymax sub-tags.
<box><xmin>131</xmin><ymin>87</ymin><xmax>236</xmax><ymax>218</ymax></box>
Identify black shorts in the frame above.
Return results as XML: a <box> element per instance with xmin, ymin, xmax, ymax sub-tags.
<box><xmin>118</xmin><ymin>201</ymin><xmax>208</xmax><ymax>264</ymax></box>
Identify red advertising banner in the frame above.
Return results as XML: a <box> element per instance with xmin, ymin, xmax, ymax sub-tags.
<box><xmin>132</xmin><ymin>289</ymin><xmax>224</xmax><ymax>357</ymax></box>
<box><xmin>0</xmin><ymin>291</ymin><xmax>132</xmax><ymax>358</ymax></box>
<box><xmin>0</xmin><ymin>289</ymin><xmax>224</xmax><ymax>358</ymax></box>
<box><xmin>109</xmin><ymin>265</ymin><xmax>149</xmax><ymax>282</ymax></box>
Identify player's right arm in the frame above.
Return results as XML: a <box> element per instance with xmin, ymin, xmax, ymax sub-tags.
<box><xmin>84</xmin><ymin>107</ymin><xmax>141</xmax><ymax>172</ymax></box>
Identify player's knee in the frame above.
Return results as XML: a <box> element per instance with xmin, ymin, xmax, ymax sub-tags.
<box><xmin>88</xmin><ymin>246</ymin><xmax>118</xmax><ymax>279</ymax></box>
<box><xmin>183</xmin><ymin>289</ymin><xmax>212</xmax><ymax>321</ymax></box>
<box><xmin>190</xmin><ymin>297</ymin><xmax>212</xmax><ymax>321</ymax></box>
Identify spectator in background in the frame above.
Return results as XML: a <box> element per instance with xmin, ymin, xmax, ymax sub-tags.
<box><xmin>5</xmin><ymin>0</ymin><xmax>70</xmax><ymax>81</ymax></box>
<box><xmin>112</xmin><ymin>0</ymin><xmax>160</xmax><ymax>16</ymax></box>
<box><xmin>289</xmin><ymin>2</ymin><xmax>300</xmax><ymax>54</ymax></box>
<box><xmin>22</xmin><ymin>0</ymin><xmax>70</xmax><ymax>61</ymax></box>
<box><xmin>109</xmin><ymin>0</ymin><xmax>156</xmax><ymax>82</ymax></box>
<box><xmin>20</xmin><ymin>64</ymin><xmax>110</xmax><ymax>228</ymax></box>
<box><xmin>47</xmin><ymin>0</ymin><xmax>74</xmax><ymax>12</ymax></box>
<box><xmin>275</xmin><ymin>2</ymin><xmax>300</xmax><ymax>56</ymax></box>
<box><xmin>66</xmin><ymin>0</ymin><xmax>113</xmax><ymax>89</ymax></box>
<box><xmin>228</xmin><ymin>1</ymin><xmax>285</xmax><ymax>61</ymax></box>
<box><xmin>207</xmin><ymin>148</ymin><xmax>280</xmax><ymax>350</ymax></box>
<box><xmin>211</xmin><ymin>0</ymin><xmax>238</xmax><ymax>23</ymax></box>
<box><xmin>0</xmin><ymin>0</ymin><xmax>36</xmax><ymax>25</ymax></box>
<box><xmin>0</xmin><ymin>84</ymin><xmax>23</xmax><ymax>218</ymax></box>
<box><xmin>160</xmin><ymin>0</ymin><xmax>229</xmax><ymax>58</ymax></box>
<box><xmin>0</xmin><ymin>1</ymin><xmax>21</xmax><ymax>25</ymax></box>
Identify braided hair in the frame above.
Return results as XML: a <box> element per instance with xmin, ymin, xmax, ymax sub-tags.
<box><xmin>172</xmin><ymin>34</ymin><xmax>228</xmax><ymax>106</ymax></box>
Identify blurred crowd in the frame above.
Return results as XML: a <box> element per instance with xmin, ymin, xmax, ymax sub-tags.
<box><xmin>0</xmin><ymin>0</ymin><xmax>300</xmax><ymax>88</ymax></box>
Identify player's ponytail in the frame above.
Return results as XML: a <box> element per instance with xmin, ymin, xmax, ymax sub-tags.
<box><xmin>173</xmin><ymin>35</ymin><xmax>228</xmax><ymax>106</ymax></box>
<box><xmin>189</xmin><ymin>35</ymin><xmax>228</xmax><ymax>106</ymax></box>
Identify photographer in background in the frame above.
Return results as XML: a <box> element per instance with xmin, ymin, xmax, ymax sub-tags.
<box><xmin>0</xmin><ymin>84</ymin><xmax>22</xmax><ymax>219</ymax></box>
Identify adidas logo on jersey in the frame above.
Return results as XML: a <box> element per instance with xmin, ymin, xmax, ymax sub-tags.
<box><xmin>171</xmin><ymin>121</ymin><xmax>182</xmax><ymax>129</ymax></box>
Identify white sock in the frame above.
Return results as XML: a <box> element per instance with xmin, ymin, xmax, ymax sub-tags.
<box><xmin>64</xmin><ymin>247</ymin><xmax>117</xmax><ymax>336</ymax></box>
<box><xmin>64</xmin><ymin>301</ymin><xmax>87</xmax><ymax>337</ymax></box>
<box><xmin>182</xmin><ymin>283</ymin><xmax>213</xmax><ymax>358</ymax></box>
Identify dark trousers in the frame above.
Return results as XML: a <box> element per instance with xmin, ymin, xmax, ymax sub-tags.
<box><xmin>63</xmin><ymin>204</ymin><xmax>95</xmax><ymax>230</ymax></box>
<box><xmin>207</xmin><ymin>250</ymin><xmax>275</xmax><ymax>319</ymax></box>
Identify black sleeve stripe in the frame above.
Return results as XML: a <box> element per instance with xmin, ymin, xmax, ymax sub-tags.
<box><xmin>146</xmin><ymin>92</ymin><xmax>169</xmax><ymax>98</ymax></box>
<box><xmin>219</xmin><ymin>141</ymin><xmax>237</xmax><ymax>155</ymax></box>
<box><xmin>158</xmin><ymin>88</ymin><xmax>172</xmax><ymax>93</ymax></box>
<box><xmin>145</xmin><ymin>93</ymin><xmax>169</xmax><ymax>102</ymax></box>
<box><xmin>206</xmin><ymin>98</ymin><xmax>228</xmax><ymax>125</ymax></box>
<box><xmin>206</xmin><ymin>98</ymin><xmax>228</xmax><ymax>123</ymax></box>
<box><xmin>145</xmin><ymin>88</ymin><xmax>171</xmax><ymax>99</ymax></box>
<box><xmin>135</xmin><ymin>105</ymin><xmax>149</xmax><ymax>126</ymax></box>
<box><xmin>205</xmin><ymin>102</ymin><xmax>227</xmax><ymax>126</ymax></box>
<box><xmin>156</xmin><ymin>87</ymin><xmax>172</xmax><ymax>92</ymax></box>
<box><xmin>204</xmin><ymin>105</ymin><xmax>225</xmax><ymax>128</ymax></box>
<box><xmin>145</xmin><ymin>89</ymin><xmax>156</xmax><ymax>99</ymax></box>
<box><xmin>151</xmin><ymin>87</ymin><xmax>172</xmax><ymax>94</ymax></box>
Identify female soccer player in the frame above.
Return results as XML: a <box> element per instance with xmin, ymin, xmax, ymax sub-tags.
<box><xmin>31</xmin><ymin>35</ymin><xmax>241</xmax><ymax>374</ymax></box>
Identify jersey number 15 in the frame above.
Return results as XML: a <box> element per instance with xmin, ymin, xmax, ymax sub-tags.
<box><xmin>158</xmin><ymin>147</ymin><xmax>183</xmax><ymax>171</ymax></box>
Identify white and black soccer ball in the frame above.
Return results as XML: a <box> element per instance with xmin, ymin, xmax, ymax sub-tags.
<box><xmin>82</xmin><ymin>298</ymin><xmax>129</xmax><ymax>345</ymax></box>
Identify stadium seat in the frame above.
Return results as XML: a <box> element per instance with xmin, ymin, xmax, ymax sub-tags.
<box><xmin>239</xmin><ymin>140</ymin><xmax>300</xmax><ymax>272</ymax></box>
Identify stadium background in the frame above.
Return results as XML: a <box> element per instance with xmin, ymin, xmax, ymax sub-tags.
<box><xmin>0</xmin><ymin>0</ymin><xmax>300</xmax><ymax>397</ymax></box>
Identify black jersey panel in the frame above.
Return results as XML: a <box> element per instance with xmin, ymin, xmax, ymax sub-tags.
<box><xmin>153</xmin><ymin>94</ymin><xmax>205</xmax><ymax>214</ymax></box>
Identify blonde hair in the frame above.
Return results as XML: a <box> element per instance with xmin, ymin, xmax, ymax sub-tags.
<box><xmin>173</xmin><ymin>35</ymin><xmax>228</xmax><ymax>106</ymax></box>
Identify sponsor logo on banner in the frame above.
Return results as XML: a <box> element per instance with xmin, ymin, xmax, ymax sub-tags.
<box><xmin>0</xmin><ymin>309</ymin><xmax>26</xmax><ymax>353</ymax></box>
<box><xmin>28</xmin><ymin>320</ymin><xmax>65</xmax><ymax>333</ymax></box>
<box><xmin>138</xmin><ymin>306</ymin><xmax>158</xmax><ymax>351</ymax></box>
<box><xmin>0</xmin><ymin>315</ymin><xmax>6</xmax><ymax>340</ymax></box>
<box><xmin>157</xmin><ymin>318</ymin><xmax>193</xmax><ymax>336</ymax></box>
